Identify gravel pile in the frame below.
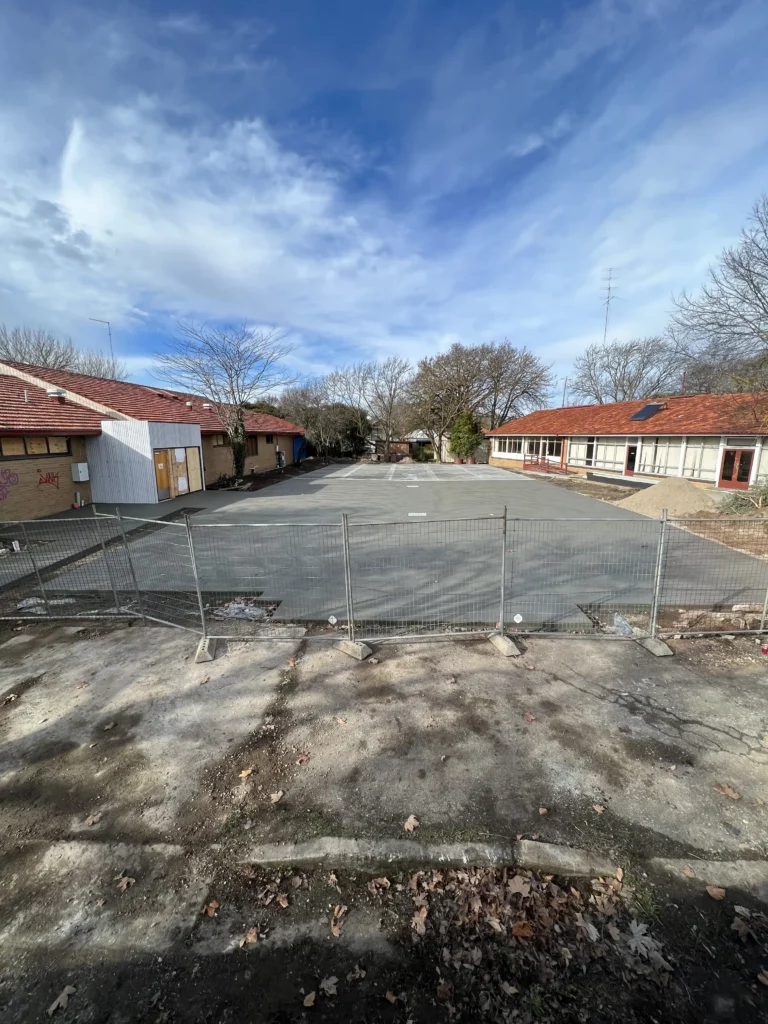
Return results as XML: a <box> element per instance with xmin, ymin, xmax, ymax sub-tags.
<box><xmin>617</xmin><ymin>477</ymin><xmax>718</xmax><ymax>518</ymax></box>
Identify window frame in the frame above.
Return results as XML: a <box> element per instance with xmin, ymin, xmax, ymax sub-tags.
<box><xmin>265</xmin><ymin>434</ymin><xmax>274</xmax><ymax>445</ymax></box>
<box><xmin>0</xmin><ymin>436</ymin><xmax>72</xmax><ymax>460</ymax></box>
<box><xmin>211</xmin><ymin>433</ymin><xmax>229</xmax><ymax>447</ymax></box>
<box><xmin>246</xmin><ymin>435</ymin><xmax>259</xmax><ymax>457</ymax></box>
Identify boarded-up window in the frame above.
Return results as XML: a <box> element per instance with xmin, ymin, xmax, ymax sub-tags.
<box><xmin>211</xmin><ymin>433</ymin><xmax>228</xmax><ymax>447</ymax></box>
<box><xmin>246</xmin><ymin>436</ymin><xmax>259</xmax><ymax>457</ymax></box>
<box><xmin>1</xmin><ymin>437</ymin><xmax>26</xmax><ymax>456</ymax></box>
<box><xmin>24</xmin><ymin>437</ymin><xmax>49</xmax><ymax>455</ymax></box>
<box><xmin>47</xmin><ymin>436</ymin><xmax>69</xmax><ymax>453</ymax></box>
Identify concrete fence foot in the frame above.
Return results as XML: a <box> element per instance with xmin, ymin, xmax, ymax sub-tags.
<box><xmin>334</xmin><ymin>639</ymin><xmax>373</xmax><ymax>661</ymax></box>
<box><xmin>637</xmin><ymin>636</ymin><xmax>673</xmax><ymax>657</ymax></box>
<box><xmin>194</xmin><ymin>637</ymin><xmax>217</xmax><ymax>663</ymax></box>
<box><xmin>488</xmin><ymin>632</ymin><xmax>522</xmax><ymax>657</ymax></box>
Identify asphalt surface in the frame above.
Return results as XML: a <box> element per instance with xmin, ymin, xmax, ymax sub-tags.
<box><xmin>1</xmin><ymin>464</ymin><xmax>766</xmax><ymax>636</ymax></box>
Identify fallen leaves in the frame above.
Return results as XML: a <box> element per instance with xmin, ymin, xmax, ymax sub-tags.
<box><xmin>714</xmin><ymin>783</ymin><xmax>741</xmax><ymax>800</ymax></box>
<box><xmin>538</xmin><ymin>807</ymin><xmax>548</xmax><ymax>816</ymax></box>
<box><xmin>507</xmin><ymin>874</ymin><xmax>531</xmax><ymax>898</ymax></box>
<box><xmin>412</xmin><ymin>906</ymin><xmax>428</xmax><ymax>935</ymax></box>
<box><xmin>287</xmin><ymin>657</ymin><xmax>297</xmax><ymax>668</ymax></box>
<box><xmin>682</xmin><ymin>866</ymin><xmax>695</xmax><ymax>879</ymax></box>
<box><xmin>270</xmin><ymin>790</ymin><xmax>284</xmax><ymax>804</ymax></box>
<box><xmin>276</xmin><ymin>893</ymin><xmax>289</xmax><ymax>909</ymax></box>
<box><xmin>731</xmin><ymin>916</ymin><xmax>753</xmax><ymax>941</ymax></box>
<box><xmin>336</xmin><ymin>717</ymin><xmax>347</xmax><ymax>726</ymax></box>
<box><xmin>303</xmin><ymin>991</ymin><xmax>316</xmax><ymax>1007</ymax></box>
<box><xmin>239</xmin><ymin>927</ymin><xmax>259</xmax><ymax>947</ymax></box>
<box><xmin>203</xmin><ymin>900</ymin><xmax>220</xmax><ymax>917</ymax></box>
<box><xmin>239</xmin><ymin>768</ymin><xmax>254</xmax><ymax>779</ymax></box>
<box><xmin>46</xmin><ymin>986</ymin><xmax>75</xmax><ymax>1017</ymax></box>
<box><xmin>295</xmin><ymin>752</ymin><xmax>310</xmax><ymax>765</ymax></box>
<box><xmin>576</xmin><ymin>913</ymin><xmax>600</xmax><ymax>942</ymax></box>
<box><xmin>330</xmin><ymin>903</ymin><xmax>347</xmax><ymax>938</ymax></box>
<box><xmin>367</xmin><ymin>877</ymin><xmax>391</xmax><ymax>895</ymax></box>
<box><xmin>705</xmin><ymin>885</ymin><xmax>726</xmax><ymax>901</ymax></box>
<box><xmin>511</xmin><ymin>919</ymin><xmax>533</xmax><ymax>938</ymax></box>
<box><xmin>592</xmin><ymin>804</ymin><xmax>606</xmax><ymax>814</ymax></box>
<box><xmin>385</xmin><ymin>991</ymin><xmax>398</xmax><ymax>1004</ymax></box>
<box><xmin>523</xmin><ymin>712</ymin><xmax>536</xmax><ymax>723</ymax></box>
<box><xmin>758</xmin><ymin>971</ymin><xmax>768</xmax><ymax>987</ymax></box>
<box><xmin>1</xmin><ymin>692</ymin><xmax>19</xmax><ymax>706</ymax></box>
<box><xmin>319</xmin><ymin>976</ymin><xmax>338</xmax><ymax>996</ymax></box>
<box><xmin>403</xmin><ymin>814</ymin><xmax>420</xmax><ymax>832</ymax></box>
<box><xmin>85</xmin><ymin>812</ymin><xmax>102</xmax><ymax>826</ymax></box>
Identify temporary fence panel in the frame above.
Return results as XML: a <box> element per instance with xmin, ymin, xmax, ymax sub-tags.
<box><xmin>189</xmin><ymin>523</ymin><xmax>347</xmax><ymax>639</ymax></box>
<box><xmin>347</xmin><ymin>517</ymin><xmax>504</xmax><ymax>639</ymax></box>
<box><xmin>655</xmin><ymin>518</ymin><xmax>768</xmax><ymax>634</ymax></box>
<box><xmin>504</xmin><ymin>518</ymin><xmax>663</xmax><ymax>635</ymax></box>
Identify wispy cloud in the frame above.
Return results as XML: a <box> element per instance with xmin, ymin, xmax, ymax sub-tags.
<box><xmin>0</xmin><ymin>0</ymin><xmax>767</xmax><ymax>385</ymax></box>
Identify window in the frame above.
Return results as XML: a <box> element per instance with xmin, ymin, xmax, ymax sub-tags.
<box><xmin>526</xmin><ymin>438</ymin><xmax>538</xmax><ymax>455</ymax></box>
<box><xmin>510</xmin><ymin>437</ymin><xmax>522</xmax><ymax>454</ymax></box>
<box><xmin>585</xmin><ymin>437</ymin><xmax>595</xmax><ymax>467</ymax></box>
<box><xmin>1</xmin><ymin>436</ymin><xmax>71</xmax><ymax>459</ymax></box>
<box><xmin>246</xmin><ymin>436</ymin><xmax>259</xmax><ymax>457</ymax></box>
<box><xmin>211</xmin><ymin>433</ymin><xmax>229</xmax><ymax>447</ymax></box>
<box><xmin>265</xmin><ymin>434</ymin><xmax>274</xmax><ymax>444</ymax></box>
<box><xmin>496</xmin><ymin>438</ymin><xmax>507</xmax><ymax>453</ymax></box>
<box><xmin>545</xmin><ymin>438</ymin><xmax>562</xmax><ymax>458</ymax></box>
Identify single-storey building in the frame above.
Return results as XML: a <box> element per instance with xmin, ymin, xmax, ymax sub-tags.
<box><xmin>487</xmin><ymin>393</ymin><xmax>768</xmax><ymax>490</ymax></box>
<box><xmin>0</xmin><ymin>360</ymin><xmax>304</xmax><ymax>520</ymax></box>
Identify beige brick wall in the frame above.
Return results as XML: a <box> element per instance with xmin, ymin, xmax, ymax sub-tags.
<box><xmin>0</xmin><ymin>437</ymin><xmax>92</xmax><ymax>521</ymax></box>
<box><xmin>202</xmin><ymin>433</ymin><xmax>298</xmax><ymax>484</ymax></box>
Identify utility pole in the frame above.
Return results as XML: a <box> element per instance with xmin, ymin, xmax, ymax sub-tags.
<box><xmin>561</xmin><ymin>377</ymin><xmax>568</xmax><ymax>406</ymax></box>
<box><xmin>601</xmin><ymin>268</ymin><xmax>615</xmax><ymax>346</ymax></box>
<box><xmin>89</xmin><ymin>318</ymin><xmax>114</xmax><ymax>364</ymax></box>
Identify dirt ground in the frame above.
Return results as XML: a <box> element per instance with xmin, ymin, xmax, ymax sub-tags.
<box><xmin>2</xmin><ymin>622</ymin><xmax>768</xmax><ymax>1021</ymax></box>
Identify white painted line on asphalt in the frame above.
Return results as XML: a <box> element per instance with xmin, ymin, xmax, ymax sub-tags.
<box><xmin>341</xmin><ymin>464</ymin><xmax>365</xmax><ymax>477</ymax></box>
<box><xmin>407</xmin><ymin>485</ymin><xmax>419</xmax><ymax>488</ymax></box>
<box><xmin>408</xmin><ymin>512</ymin><xmax>427</xmax><ymax>516</ymax></box>
<box><xmin>387</xmin><ymin>465</ymin><xmax>397</xmax><ymax>480</ymax></box>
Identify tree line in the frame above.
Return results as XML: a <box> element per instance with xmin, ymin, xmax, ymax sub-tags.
<box><xmin>2</xmin><ymin>193</ymin><xmax>767</xmax><ymax>474</ymax></box>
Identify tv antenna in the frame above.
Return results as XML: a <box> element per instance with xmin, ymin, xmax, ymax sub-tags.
<box><xmin>89</xmin><ymin>318</ymin><xmax>114</xmax><ymax>363</ymax></box>
<box><xmin>601</xmin><ymin>268</ymin><xmax>616</xmax><ymax>345</ymax></box>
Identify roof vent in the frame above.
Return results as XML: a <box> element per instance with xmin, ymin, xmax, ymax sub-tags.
<box><xmin>185</xmin><ymin>401</ymin><xmax>193</xmax><ymax>407</ymax></box>
<box><xmin>46</xmin><ymin>388</ymin><xmax>66</xmax><ymax>398</ymax></box>
<box><xmin>630</xmin><ymin>402</ymin><xmax>665</xmax><ymax>422</ymax></box>
<box><xmin>202</xmin><ymin>403</ymin><xmax>212</xmax><ymax>409</ymax></box>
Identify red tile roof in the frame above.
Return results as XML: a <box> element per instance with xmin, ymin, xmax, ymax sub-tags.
<box><xmin>0</xmin><ymin>362</ymin><xmax>304</xmax><ymax>436</ymax></box>
<box><xmin>0</xmin><ymin>374</ymin><xmax>103</xmax><ymax>435</ymax></box>
<box><xmin>488</xmin><ymin>393</ymin><xmax>768</xmax><ymax>438</ymax></box>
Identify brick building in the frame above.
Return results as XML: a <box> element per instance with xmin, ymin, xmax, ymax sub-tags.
<box><xmin>0</xmin><ymin>361</ymin><xmax>304</xmax><ymax>521</ymax></box>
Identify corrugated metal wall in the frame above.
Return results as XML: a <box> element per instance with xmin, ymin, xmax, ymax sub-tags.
<box><xmin>87</xmin><ymin>421</ymin><xmax>156</xmax><ymax>504</ymax></box>
<box><xmin>147</xmin><ymin>422</ymin><xmax>202</xmax><ymax>450</ymax></box>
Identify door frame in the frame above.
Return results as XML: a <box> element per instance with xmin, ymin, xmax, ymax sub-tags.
<box><xmin>719</xmin><ymin>448</ymin><xmax>753</xmax><ymax>490</ymax></box>
<box><xmin>625</xmin><ymin>444</ymin><xmax>637</xmax><ymax>477</ymax></box>
<box><xmin>153</xmin><ymin>448</ymin><xmax>171</xmax><ymax>501</ymax></box>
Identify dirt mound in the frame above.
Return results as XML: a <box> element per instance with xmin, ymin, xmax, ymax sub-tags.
<box><xmin>617</xmin><ymin>476</ymin><xmax>718</xmax><ymax>517</ymax></box>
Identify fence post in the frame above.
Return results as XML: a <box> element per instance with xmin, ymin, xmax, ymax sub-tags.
<box><xmin>185</xmin><ymin>515</ymin><xmax>207</xmax><ymax>637</ymax></box>
<box><xmin>20</xmin><ymin>522</ymin><xmax>49</xmax><ymax>614</ymax></box>
<box><xmin>341</xmin><ymin>513</ymin><xmax>356</xmax><ymax>642</ymax></box>
<box><xmin>649</xmin><ymin>508</ymin><xmax>668</xmax><ymax>637</ymax></box>
<box><xmin>498</xmin><ymin>506</ymin><xmax>507</xmax><ymax>634</ymax></box>
<box><xmin>760</xmin><ymin>579</ymin><xmax>768</xmax><ymax>633</ymax></box>
<box><xmin>96</xmin><ymin>517</ymin><xmax>121</xmax><ymax>614</ymax></box>
<box><xmin>116</xmin><ymin>510</ymin><xmax>146</xmax><ymax>624</ymax></box>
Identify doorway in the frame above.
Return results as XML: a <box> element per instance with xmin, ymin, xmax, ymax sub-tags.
<box><xmin>625</xmin><ymin>445</ymin><xmax>637</xmax><ymax>476</ymax></box>
<box><xmin>719</xmin><ymin>449</ymin><xmax>753</xmax><ymax>490</ymax></box>
<box><xmin>153</xmin><ymin>450</ymin><xmax>170</xmax><ymax>500</ymax></box>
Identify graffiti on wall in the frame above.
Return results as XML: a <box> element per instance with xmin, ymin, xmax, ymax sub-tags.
<box><xmin>0</xmin><ymin>469</ymin><xmax>20</xmax><ymax>502</ymax></box>
<box><xmin>37</xmin><ymin>470</ymin><xmax>60</xmax><ymax>489</ymax></box>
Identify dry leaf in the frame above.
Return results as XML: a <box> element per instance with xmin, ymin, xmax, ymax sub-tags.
<box><xmin>198</xmin><ymin>676</ymin><xmax>210</xmax><ymax>685</ymax></box>
<box><xmin>705</xmin><ymin>885</ymin><xmax>726</xmax><ymax>901</ymax></box>
<box><xmin>277</xmin><ymin>893</ymin><xmax>289</xmax><ymax>909</ymax></box>
<box><xmin>616</xmin><ymin>867</ymin><xmax>624</xmax><ymax>883</ymax></box>
<box><xmin>385</xmin><ymin>991</ymin><xmax>398</xmax><ymax>1004</ymax></box>
<box><xmin>347</xmin><ymin>964</ymin><xmax>366</xmax><ymax>981</ymax></box>
<box><xmin>292</xmin><ymin>875</ymin><xmax>303</xmax><ymax>889</ymax></box>
<box><xmin>331</xmin><ymin>904</ymin><xmax>347</xmax><ymax>937</ymax></box>
<box><xmin>734</xmin><ymin>905</ymin><xmax>751</xmax><ymax>918</ymax></box>
<box><xmin>287</xmin><ymin>658</ymin><xmax>297</xmax><ymax>668</ymax></box>
<box><xmin>714</xmin><ymin>783</ymin><xmax>741</xmax><ymax>801</ymax></box>
<box><xmin>116</xmin><ymin>876</ymin><xmax>136</xmax><ymax>892</ymax></box>
<box><xmin>440</xmin><ymin>754</ymin><xmax>447</xmax><ymax>762</ymax></box>
<box><xmin>508</xmin><ymin>874</ymin><xmax>531</xmax><ymax>898</ymax></box>
<box><xmin>731</xmin><ymin>916</ymin><xmax>752</xmax><ymax>941</ymax></box>
<box><xmin>486</xmin><ymin>914</ymin><xmax>504</xmax><ymax>933</ymax></box>
<box><xmin>682</xmin><ymin>865</ymin><xmax>695</xmax><ymax>879</ymax></box>
<box><xmin>412</xmin><ymin>906</ymin><xmax>428</xmax><ymax>935</ymax></box>
<box><xmin>758</xmin><ymin>971</ymin><xmax>768</xmax><ymax>987</ymax></box>
<box><xmin>367</xmin><ymin>877</ymin><xmax>391</xmax><ymax>895</ymax></box>
<box><xmin>270</xmin><ymin>790</ymin><xmax>284</xmax><ymax>804</ymax></box>
<box><xmin>592</xmin><ymin>804</ymin><xmax>606</xmax><ymax>814</ymax></box>
<box><xmin>2</xmin><ymin>692</ymin><xmax>20</xmax><ymax>704</ymax></box>
<box><xmin>102</xmin><ymin>721</ymin><xmax>117</xmax><ymax>731</ymax></box>
<box><xmin>404</xmin><ymin>814</ymin><xmax>419</xmax><ymax>832</ymax></box>
<box><xmin>239</xmin><ymin>927</ymin><xmax>259</xmax><ymax>947</ymax></box>
<box><xmin>46</xmin><ymin>986</ymin><xmax>75</xmax><ymax>1017</ymax></box>
<box><xmin>500</xmin><ymin>981</ymin><xmax>518</xmax><ymax>996</ymax></box>
<box><xmin>303</xmin><ymin>991</ymin><xmax>316</xmax><ymax>1007</ymax></box>
<box><xmin>239</xmin><ymin>768</ymin><xmax>253</xmax><ymax>778</ymax></box>
<box><xmin>85</xmin><ymin>812</ymin><xmax>102</xmax><ymax>826</ymax></box>
<box><xmin>336</xmin><ymin>717</ymin><xmax>347</xmax><ymax>726</ymax></box>
<box><xmin>203</xmin><ymin>900</ymin><xmax>220</xmax><ymax>917</ymax></box>
<box><xmin>512</xmin><ymin>919</ymin><xmax>533</xmax><ymax>938</ymax></box>
<box><xmin>295</xmin><ymin>752</ymin><xmax>310</xmax><ymax>765</ymax></box>
<box><xmin>436</xmin><ymin>982</ymin><xmax>453</xmax><ymax>1002</ymax></box>
<box><xmin>320</xmin><ymin>976</ymin><xmax>338</xmax><ymax>996</ymax></box>
<box><xmin>523</xmin><ymin>712</ymin><xmax>536</xmax><ymax>723</ymax></box>
<box><xmin>538</xmin><ymin>807</ymin><xmax>548</xmax><ymax>816</ymax></box>
<box><xmin>241</xmin><ymin>864</ymin><xmax>257</xmax><ymax>879</ymax></box>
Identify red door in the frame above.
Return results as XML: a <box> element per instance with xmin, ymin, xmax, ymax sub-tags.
<box><xmin>625</xmin><ymin>445</ymin><xmax>637</xmax><ymax>476</ymax></box>
<box><xmin>719</xmin><ymin>449</ymin><xmax>753</xmax><ymax>490</ymax></box>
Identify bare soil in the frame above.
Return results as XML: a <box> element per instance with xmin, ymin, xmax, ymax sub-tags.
<box><xmin>548</xmin><ymin>477</ymin><xmax>638</xmax><ymax>503</ymax></box>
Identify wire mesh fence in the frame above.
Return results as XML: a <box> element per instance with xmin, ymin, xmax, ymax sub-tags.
<box><xmin>2</xmin><ymin>512</ymin><xmax>768</xmax><ymax>641</ymax></box>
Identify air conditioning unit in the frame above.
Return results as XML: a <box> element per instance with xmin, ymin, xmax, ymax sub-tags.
<box><xmin>71</xmin><ymin>463</ymin><xmax>90</xmax><ymax>482</ymax></box>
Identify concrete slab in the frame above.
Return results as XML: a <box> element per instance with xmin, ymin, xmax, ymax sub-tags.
<box><xmin>489</xmin><ymin>633</ymin><xmax>522</xmax><ymax>656</ymax></box>
<box><xmin>334</xmin><ymin>639</ymin><xmax>373</xmax><ymax>660</ymax></box>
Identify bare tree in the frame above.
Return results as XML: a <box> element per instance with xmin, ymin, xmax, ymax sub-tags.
<box><xmin>0</xmin><ymin>324</ymin><xmax>125</xmax><ymax>379</ymax></box>
<box><xmin>280</xmin><ymin>382</ymin><xmax>371</xmax><ymax>458</ymax></box>
<box><xmin>570</xmin><ymin>338</ymin><xmax>682</xmax><ymax>404</ymax></box>
<box><xmin>670</xmin><ymin>196</ymin><xmax>768</xmax><ymax>356</ymax></box>
<box><xmin>153</xmin><ymin>321</ymin><xmax>295</xmax><ymax>478</ymax></box>
<box><xmin>365</xmin><ymin>357</ymin><xmax>412</xmax><ymax>456</ymax></box>
<box><xmin>325</xmin><ymin>363</ymin><xmax>373</xmax><ymax>442</ymax></box>
<box><xmin>481</xmin><ymin>342</ymin><xmax>554</xmax><ymax>428</ymax></box>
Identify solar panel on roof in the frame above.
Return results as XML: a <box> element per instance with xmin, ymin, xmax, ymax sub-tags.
<box><xmin>629</xmin><ymin>403</ymin><xmax>664</xmax><ymax>421</ymax></box>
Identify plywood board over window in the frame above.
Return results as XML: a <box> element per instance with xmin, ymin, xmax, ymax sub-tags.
<box><xmin>1</xmin><ymin>437</ymin><xmax>25</xmax><ymax>457</ymax></box>
<box><xmin>186</xmin><ymin>447</ymin><xmax>203</xmax><ymax>492</ymax></box>
<box><xmin>24</xmin><ymin>437</ymin><xmax>48</xmax><ymax>455</ymax></box>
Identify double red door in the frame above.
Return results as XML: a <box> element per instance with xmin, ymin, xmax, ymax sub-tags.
<box><xmin>719</xmin><ymin>449</ymin><xmax>753</xmax><ymax>490</ymax></box>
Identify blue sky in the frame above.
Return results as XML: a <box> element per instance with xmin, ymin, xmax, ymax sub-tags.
<box><xmin>1</xmin><ymin>0</ymin><xmax>767</xmax><ymax>388</ymax></box>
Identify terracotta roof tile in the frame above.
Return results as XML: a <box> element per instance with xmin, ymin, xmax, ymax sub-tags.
<box><xmin>0</xmin><ymin>374</ymin><xmax>103</xmax><ymax>434</ymax></box>
<box><xmin>0</xmin><ymin>363</ymin><xmax>304</xmax><ymax>436</ymax></box>
<box><xmin>488</xmin><ymin>393</ymin><xmax>768</xmax><ymax>437</ymax></box>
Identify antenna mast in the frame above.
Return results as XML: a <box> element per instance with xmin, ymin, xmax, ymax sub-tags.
<box><xmin>601</xmin><ymin>268</ymin><xmax>615</xmax><ymax>346</ymax></box>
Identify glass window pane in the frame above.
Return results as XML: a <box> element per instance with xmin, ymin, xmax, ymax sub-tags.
<box><xmin>737</xmin><ymin>451</ymin><xmax>753</xmax><ymax>483</ymax></box>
